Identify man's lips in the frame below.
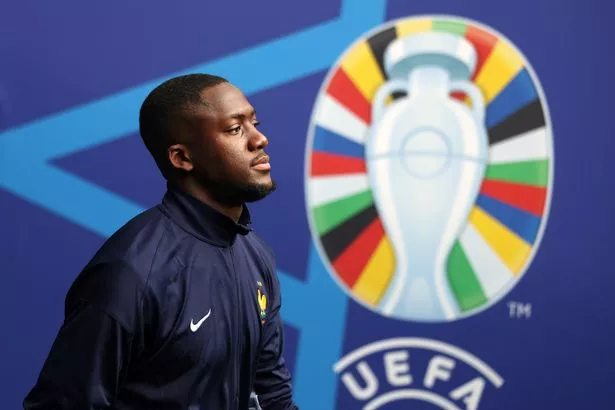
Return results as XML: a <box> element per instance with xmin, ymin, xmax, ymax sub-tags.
<box><xmin>251</xmin><ymin>154</ymin><xmax>271</xmax><ymax>171</ymax></box>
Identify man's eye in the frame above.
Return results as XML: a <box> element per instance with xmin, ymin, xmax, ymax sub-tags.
<box><xmin>253</xmin><ymin>120</ymin><xmax>261</xmax><ymax>128</ymax></box>
<box><xmin>229</xmin><ymin>126</ymin><xmax>241</xmax><ymax>134</ymax></box>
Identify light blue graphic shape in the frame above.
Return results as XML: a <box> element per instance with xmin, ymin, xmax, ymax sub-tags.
<box><xmin>279</xmin><ymin>245</ymin><xmax>349</xmax><ymax>409</ymax></box>
<box><xmin>0</xmin><ymin>2</ymin><xmax>387</xmax><ymax>409</ymax></box>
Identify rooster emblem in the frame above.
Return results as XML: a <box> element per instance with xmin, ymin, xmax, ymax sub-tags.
<box><xmin>257</xmin><ymin>288</ymin><xmax>267</xmax><ymax>324</ymax></box>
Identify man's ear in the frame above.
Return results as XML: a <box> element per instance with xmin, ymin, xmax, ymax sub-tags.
<box><xmin>168</xmin><ymin>144</ymin><xmax>194</xmax><ymax>172</ymax></box>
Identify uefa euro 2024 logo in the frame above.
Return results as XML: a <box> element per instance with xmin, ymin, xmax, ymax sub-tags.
<box><xmin>304</xmin><ymin>14</ymin><xmax>553</xmax><ymax>409</ymax></box>
<box><xmin>305</xmin><ymin>15</ymin><xmax>553</xmax><ymax>323</ymax></box>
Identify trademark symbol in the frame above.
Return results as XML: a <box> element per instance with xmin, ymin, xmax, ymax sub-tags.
<box><xmin>507</xmin><ymin>301</ymin><xmax>532</xmax><ymax>319</ymax></box>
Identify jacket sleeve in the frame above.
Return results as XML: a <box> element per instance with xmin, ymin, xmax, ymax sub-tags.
<box><xmin>253</xmin><ymin>271</ymin><xmax>299</xmax><ymax>410</ymax></box>
<box><xmin>23</xmin><ymin>262</ymin><xmax>142</xmax><ymax>409</ymax></box>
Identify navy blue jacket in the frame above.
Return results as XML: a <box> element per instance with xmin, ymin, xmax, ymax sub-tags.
<box><xmin>23</xmin><ymin>184</ymin><xmax>298</xmax><ymax>410</ymax></box>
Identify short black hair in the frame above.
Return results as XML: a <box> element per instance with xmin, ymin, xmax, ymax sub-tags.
<box><xmin>138</xmin><ymin>73</ymin><xmax>228</xmax><ymax>179</ymax></box>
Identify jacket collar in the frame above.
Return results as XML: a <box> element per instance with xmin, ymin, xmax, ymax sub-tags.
<box><xmin>159</xmin><ymin>182</ymin><xmax>252</xmax><ymax>246</ymax></box>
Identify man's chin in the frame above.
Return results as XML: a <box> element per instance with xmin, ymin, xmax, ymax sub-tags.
<box><xmin>243</xmin><ymin>179</ymin><xmax>277</xmax><ymax>203</ymax></box>
<box><xmin>205</xmin><ymin>176</ymin><xmax>277</xmax><ymax>206</ymax></box>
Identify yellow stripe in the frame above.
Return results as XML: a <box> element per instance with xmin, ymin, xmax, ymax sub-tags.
<box><xmin>341</xmin><ymin>40</ymin><xmax>385</xmax><ymax>102</ymax></box>
<box><xmin>386</xmin><ymin>19</ymin><xmax>432</xmax><ymax>107</ymax></box>
<box><xmin>352</xmin><ymin>237</ymin><xmax>396</xmax><ymax>305</ymax></box>
<box><xmin>395</xmin><ymin>18</ymin><xmax>432</xmax><ymax>37</ymax></box>
<box><xmin>469</xmin><ymin>207</ymin><xmax>531</xmax><ymax>275</ymax></box>
<box><xmin>473</xmin><ymin>39</ymin><xmax>524</xmax><ymax>103</ymax></box>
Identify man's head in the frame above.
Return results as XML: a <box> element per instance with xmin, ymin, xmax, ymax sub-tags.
<box><xmin>139</xmin><ymin>74</ymin><xmax>276</xmax><ymax>206</ymax></box>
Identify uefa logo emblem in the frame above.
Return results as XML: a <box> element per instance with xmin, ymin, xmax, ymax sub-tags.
<box><xmin>304</xmin><ymin>16</ymin><xmax>553</xmax><ymax>322</ymax></box>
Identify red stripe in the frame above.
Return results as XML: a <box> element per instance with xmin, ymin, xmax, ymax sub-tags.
<box><xmin>480</xmin><ymin>179</ymin><xmax>547</xmax><ymax>216</ymax></box>
<box><xmin>465</xmin><ymin>25</ymin><xmax>498</xmax><ymax>80</ymax></box>
<box><xmin>451</xmin><ymin>91</ymin><xmax>466</xmax><ymax>101</ymax></box>
<box><xmin>311</xmin><ymin>151</ymin><xmax>366</xmax><ymax>176</ymax></box>
<box><xmin>333</xmin><ymin>218</ymin><xmax>384</xmax><ymax>287</ymax></box>
<box><xmin>327</xmin><ymin>68</ymin><xmax>371</xmax><ymax>124</ymax></box>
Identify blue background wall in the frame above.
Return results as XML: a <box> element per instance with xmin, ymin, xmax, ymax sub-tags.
<box><xmin>1</xmin><ymin>1</ymin><xmax>613</xmax><ymax>409</ymax></box>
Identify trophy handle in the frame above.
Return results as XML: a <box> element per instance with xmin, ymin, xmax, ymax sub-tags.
<box><xmin>449</xmin><ymin>81</ymin><xmax>485</xmax><ymax>124</ymax></box>
<box><xmin>372</xmin><ymin>80</ymin><xmax>408</xmax><ymax>125</ymax></box>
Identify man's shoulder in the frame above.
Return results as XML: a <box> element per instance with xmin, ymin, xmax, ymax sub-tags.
<box><xmin>99</xmin><ymin>205</ymin><xmax>168</xmax><ymax>255</ymax></box>
<box><xmin>90</xmin><ymin>204</ymin><xmax>189</xmax><ymax>276</ymax></box>
<box><xmin>66</xmin><ymin>206</ymin><xmax>188</xmax><ymax>313</ymax></box>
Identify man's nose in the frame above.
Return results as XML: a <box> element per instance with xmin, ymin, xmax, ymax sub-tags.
<box><xmin>249</xmin><ymin>128</ymin><xmax>268</xmax><ymax>151</ymax></box>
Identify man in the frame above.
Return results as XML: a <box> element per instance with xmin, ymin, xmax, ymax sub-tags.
<box><xmin>23</xmin><ymin>74</ymin><xmax>299</xmax><ymax>409</ymax></box>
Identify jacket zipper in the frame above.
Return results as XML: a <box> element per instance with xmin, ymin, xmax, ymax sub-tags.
<box><xmin>228</xmin><ymin>246</ymin><xmax>241</xmax><ymax>409</ymax></box>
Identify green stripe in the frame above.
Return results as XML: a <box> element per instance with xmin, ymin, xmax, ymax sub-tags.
<box><xmin>485</xmin><ymin>159</ymin><xmax>549</xmax><ymax>186</ymax></box>
<box><xmin>433</xmin><ymin>20</ymin><xmax>467</xmax><ymax>36</ymax></box>
<box><xmin>312</xmin><ymin>190</ymin><xmax>373</xmax><ymax>235</ymax></box>
<box><xmin>447</xmin><ymin>242</ymin><xmax>487</xmax><ymax>312</ymax></box>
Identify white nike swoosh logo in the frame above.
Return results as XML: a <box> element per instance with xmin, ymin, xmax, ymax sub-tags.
<box><xmin>190</xmin><ymin>308</ymin><xmax>212</xmax><ymax>332</ymax></box>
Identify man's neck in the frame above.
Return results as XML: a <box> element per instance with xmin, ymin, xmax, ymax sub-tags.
<box><xmin>174</xmin><ymin>178</ymin><xmax>243</xmax><ymax>223</ymax></box>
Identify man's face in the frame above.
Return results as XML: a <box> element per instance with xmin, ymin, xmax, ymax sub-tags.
<box><xmin>187</xmin><ymin>82</ymin><xmax>276</xmax><ymax>206</ymax></box>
